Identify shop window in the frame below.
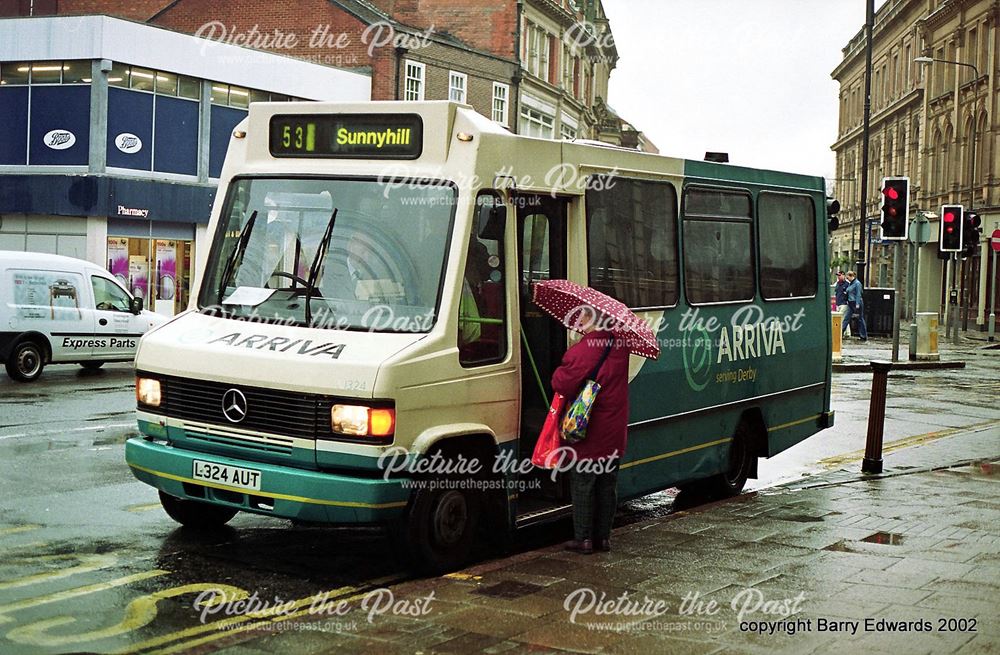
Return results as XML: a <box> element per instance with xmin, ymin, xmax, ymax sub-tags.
<box><xmin>250</xmin><ymin>89</ymin><xmax>269</xmax><ymax>104</ymax></box>
<box><xmin>270</xmin><ymin>93</ymin><xmax>289</xmax><ymax>102</ymax></box>
<box><xmin>178</xmin><ymin>75</ymin><xmax>200</xmax><ymax>99</ymax></box>
<box><xmin>29</xmin><ymin>62</ymin><xmax>62</xmax><ymax>84</ymax></box>
<box><xmin>62</xmin><ymin>61</ymin><xmax>90</xmax><ymax>84</ymax></box>
<box><xmin>155</xmin><ymin>71</ymin><xmax>178</xmax><ymax>96</ymax></box>
<box><xmin>129</xmin><ymin>66</ymin><xmax>156</xmax><ymax>92</ymax></box>
<box><xmin>0</xmin><ymin>62</ymin><xmax>30</xmax><ymax>85</ymax></box>
<box><xmin>108</xmin><ymin>62</ymin><xmax>128</xmax><ymax>87</ymax></box>
<box><xmin>210</xmin><ymin>84</ymin><xmax>229</xmax><ymax>105</ymax></box>
<box><xmin>228</xmin><ymin>85</ymin><xmax>249</xmax><ymax>108</ymax></box>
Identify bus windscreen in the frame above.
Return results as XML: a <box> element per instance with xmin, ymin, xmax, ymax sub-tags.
<box><xmin>269</xmin><ymin>114</ymin><xmax>423</xmax><ymax>159</ymax></box>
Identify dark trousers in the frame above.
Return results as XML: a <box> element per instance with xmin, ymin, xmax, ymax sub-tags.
<box><xmin>843</xmin><ymin>301</ymin><xmax>868</xmax><ymax>339</ymax></box>
<box><xmin>569</xmin><ymin>459</ymin><xmax>619</xmax><ymax>542</ymax></box>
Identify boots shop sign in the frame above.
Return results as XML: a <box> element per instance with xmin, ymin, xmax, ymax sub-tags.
<box><xmin>43</xmin><ymin>129</ymin><xmax>76</xmax><ymax>150</ymax></box>
<box><xmin>115</xmin><ymin>133</ymin><xmax>143</xmax><ymax>154</ymax></box>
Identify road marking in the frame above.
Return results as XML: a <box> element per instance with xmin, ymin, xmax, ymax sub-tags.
<box><xmin>818</xmin><ymin>419</ymin><xmax>1000</xmax><ymax>469</ymax></box>
<box><xmin>0</xmin><ymin>570</ymin><xmax>169</xmax><ymax>623</ymax></box>
<box><xmin>0</xmin><ymin>525</ymin><xmax>40</xmax><ymax>537</ymax></box>
<box><xmin>6</xmin><ymin>583</ymin><xmax>250</xmax><ymax>649</ymax></box>
<box><xmin>125</xmin><ymin>503</ymin><xmax>161</xmax><ymax>513</ymax></box>
<box><xmin>0</xmin><ymin>554</ymin><xmax>117</xmax><ymax>592</ymax></box>
<box><xmin>117</xmin><ymin>574</ymin><xmax>402</xmax><ymax>655</ymax></box>
<box><xmin>0</xmin><ymin>422</ymin><xmax>136</xmax><ymax>442</ymax></box>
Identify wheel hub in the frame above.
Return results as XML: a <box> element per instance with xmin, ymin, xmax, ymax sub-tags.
<box><xmin>432</xmin><ymin>491</ymin><xmax>468</xmax><ymax>546</ymax></box>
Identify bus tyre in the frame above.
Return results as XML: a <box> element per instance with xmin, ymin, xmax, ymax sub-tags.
<box><xmin>398</xmin><ymin>485</ymin><xmax>480</xmax><ymax>574</ymax></box>
<box><xmin>158</xmin><ymin>491</ymin><xmax>238</xmax><ymax>529</ymax></box>
<box><xmin>6</xmin><ymin>340</ymin><xmax>45</xmax><ymax>382</ymax></box>
<box><xmin>80</xmin><ymin>361</ymin><xmax>105</xmax><ymax>371</ymax></box>
<box><xmin>704</xmin><ymin>422</ymin><xmax>754</xmax><ymax>497</ymax></box>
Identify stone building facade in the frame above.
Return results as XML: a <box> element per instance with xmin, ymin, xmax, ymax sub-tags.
<box><xmin>832</xmin><ymin>0</ymin><xmax>999</xmax><ymax>330</ymax></box>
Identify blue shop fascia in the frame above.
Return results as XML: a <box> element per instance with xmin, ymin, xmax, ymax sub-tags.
<box><xmin>0</xmin><ymin>15</ymin><xmax>370</xmax><ymax>315</ymax></box>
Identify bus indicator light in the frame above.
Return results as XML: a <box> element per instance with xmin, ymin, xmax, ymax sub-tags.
<box><xmin>879</xmin><ymin>177</ymin><xmax>909</xmax><ymax>240</ymax></box>
<box><xmin>939</xmin><ymin>204</ymin><xmax>964</xmax><ymax>252</ymax></box>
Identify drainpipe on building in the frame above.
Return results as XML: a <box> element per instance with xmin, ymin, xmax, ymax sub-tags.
<box><xmin>395</xmin><ymin>47</ymin><xmax>407</xmax><ymax>101</ymax></box>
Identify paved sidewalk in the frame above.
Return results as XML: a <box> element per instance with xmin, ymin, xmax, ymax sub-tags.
<box><xmin>211</xmin><ymin>430</ymin><xmax>1000</xmax><ymax>655</ymax></box>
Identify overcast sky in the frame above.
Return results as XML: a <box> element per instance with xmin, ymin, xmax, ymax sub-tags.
<box><xmin>604</xmin><ymin>0</ymin><xmax>886</xmax><ymax>180</ymax></box>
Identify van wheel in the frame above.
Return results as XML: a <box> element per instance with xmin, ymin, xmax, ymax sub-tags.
<box><xmin>159</xmin><ymin>491</ymin><xmax>238</xmax><ymax>528</ymax></box>
<box><xmin>702</xmin><ymin>421</ymin><xmax>755</xmax><ymax>498</ymax></box>
<box><xmin>6</xmin><ymin>341</ymin><xmax>45</xmax><ymax>382</ymax></box>
<box><xmin>396</xmin><ymin>485</ymin><xmax>480</xmax><ymax>574</ymax></box>
<box><xmin>80</xmin><ymin>361</ymin><xmax>105</xmax><ymax>371</ymax></box>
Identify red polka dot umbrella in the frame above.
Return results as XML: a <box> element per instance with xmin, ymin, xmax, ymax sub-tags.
<box><xmin>532</xmin><ymin>279</ymin><xmax>660</xmax><ymax>360</ymax></box>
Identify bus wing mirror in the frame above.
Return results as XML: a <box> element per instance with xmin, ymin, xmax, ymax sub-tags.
<box><xmin>130</xmin><ymin>297</ymin><xmax>144</xmax><ymax>315</ymax></box>
<box><xmin>478</xmin><ymin>204</ymin><xmax>506</xmax><ymax>241</ymax></box>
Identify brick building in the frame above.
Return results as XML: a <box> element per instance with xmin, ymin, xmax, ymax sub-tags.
<box><xmin>23</xmin><ymin>0</ymin><xmax>647</xmax><ymax>145</ymax></box>
<box><xmin>831</xmin><ymin>0</ymin><xmax>998</xmax><ymax>331</ymax></box>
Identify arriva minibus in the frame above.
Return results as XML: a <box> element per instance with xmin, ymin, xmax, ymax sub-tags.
<box><xmin>126</xmin><ymin>101</ymin><xmax>834</xmax><ymax>572</ymax></box>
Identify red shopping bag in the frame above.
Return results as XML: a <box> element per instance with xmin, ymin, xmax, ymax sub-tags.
<box><xmin>531</xmin><ymin>393</ymin><xmax>566</xmax><ymax>469</ymax></box>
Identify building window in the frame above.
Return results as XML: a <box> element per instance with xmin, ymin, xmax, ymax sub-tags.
<box><xmin>0</xmin><ymin>60</ymin><xmax>91</xmax><ymax>85</ymax></box>
<box><xmin>526</xmin><ymin>24</ymin><xmax>551</xmax><ymax>82</ymax></box>
<box><xmin>404</xmin><ymin>60</ymin><xmax>425</xmax><ymax>101</ymax></box>
<box><xmin>560</xmin><ymin>123</ymin><xmax>577</xmax><ymax>140</ymax></box>
<box><xmin>448</xmin><ymin>71</ymin><xmax>467</xmax><ymax>103</ymax></box>
<box><xmin>492</xmin><ymin>82</ymin><xmax>509</xmax><ymax>125</ymax></box>
<box><xmin>519</xmin><ymin>105</ymin><xmax>554</xmax><ymax>139</ymax></box>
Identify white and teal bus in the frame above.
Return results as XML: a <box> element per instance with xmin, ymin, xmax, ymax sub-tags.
<box><xmin>126</xmin><ymin>101</ymin><xmax>834</xmax><ymax>572</ymax></box>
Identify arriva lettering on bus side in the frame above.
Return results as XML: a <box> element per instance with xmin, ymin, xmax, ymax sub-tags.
<box><xmin>125</xmin><ymin>101</ymin><xmax>835</xmax><ymax>573</ymax></box>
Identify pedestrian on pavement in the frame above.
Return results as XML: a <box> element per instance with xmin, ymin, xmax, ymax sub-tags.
<box><xmin>834</xmin><ymin>271</ymin><xmax>851</xmax><ymax>335</ymax></box>
<box><xmin>843</xmin><ymin>270</ymin><xmax>868</xmax><ymax>341</ymax></box>
<box><xmin>551</xmin><ymin>312</ymin><xmax>630</xmax><ymax>555</ymax></box>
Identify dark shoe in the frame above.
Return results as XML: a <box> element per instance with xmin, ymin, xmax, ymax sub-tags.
<box><xmin>859</xmin><ymin>337</ymin><xmax>867</xmax><ymax>342</ymax></box>
<box><xmin>564</xmin><ymin>539</ymin><xmax>593</xmax><ymax>554</ymax></box>
<box><xmin>597</xmin><ymin>538</ymin><xmax>611</xmax><ymax>552</ymax></box>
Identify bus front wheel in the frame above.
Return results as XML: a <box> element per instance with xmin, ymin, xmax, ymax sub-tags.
<box><xmin>159</xmin><ymin>491</ymin><xmax>238</xmax><ymax>529</ymax></box>
<box><xmin>397</xmin><ymin>485</ymin><xmax>480</xmax><ymax>574</ymax></box>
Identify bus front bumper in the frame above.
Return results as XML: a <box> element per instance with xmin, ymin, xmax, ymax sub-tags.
<box><xmin>125</xmin><ymin>437</ymin><xmax>410</xmax><ymax>524</ymax></box>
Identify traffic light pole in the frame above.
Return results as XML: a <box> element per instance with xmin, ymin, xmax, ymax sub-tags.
<box><xmin>892</xmin><ymin>241</ymin><xmax>903</xmax><ymax>361</ymax></box>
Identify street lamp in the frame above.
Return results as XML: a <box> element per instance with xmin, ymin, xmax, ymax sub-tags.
<box><xmin>914</xmin><ymin>56</ymin><xmax>980</xmax><ymax>334</ymax></box>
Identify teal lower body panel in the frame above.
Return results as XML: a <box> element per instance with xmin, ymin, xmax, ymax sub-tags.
<box><xmin>125</xmin><ymin>437</ymin><xmax>410</xmax><ymax>524</ymax></box>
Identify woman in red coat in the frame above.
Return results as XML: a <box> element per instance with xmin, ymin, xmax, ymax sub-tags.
<box><xmin>551</xmin><ymin>320</ymin><xmax>630</xmax><ymax>554</ymax></box>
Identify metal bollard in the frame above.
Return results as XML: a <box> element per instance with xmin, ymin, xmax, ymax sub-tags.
<box><xmin>862</xmin><ymin>360</ymin><xmax>893</xmax><ymax>474</ymax></box>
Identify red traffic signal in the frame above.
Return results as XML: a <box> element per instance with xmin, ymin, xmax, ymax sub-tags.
<box><xmin>939</xmin><ymin>204</ymin><xmax>964</xmax><ymax>252</ymax></box>
<box><xmin>879</xmin><ymin>177</ymin><xmax>909</xmax><ymax>240</ymax></box>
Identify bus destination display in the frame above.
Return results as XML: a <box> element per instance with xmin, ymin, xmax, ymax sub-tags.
<box><xmin>269</xmin><ymin>114</ymin><xmax>423</xmax><ymax>159</ymax></box>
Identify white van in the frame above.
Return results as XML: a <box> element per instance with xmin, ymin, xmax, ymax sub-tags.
<box><xmin>0</xmin><ymin>251</ymin><xmax>167</xmax><ymax>382</ymax></box>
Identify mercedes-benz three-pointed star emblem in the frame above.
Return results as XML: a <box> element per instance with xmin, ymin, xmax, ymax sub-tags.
<box><xmin>221</xmin><ymin>388</ymin><xmax>248</xmax><ymax>423</ymax></box>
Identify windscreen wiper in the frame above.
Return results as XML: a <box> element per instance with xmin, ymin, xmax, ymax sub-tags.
<box><xmin>216</xmin><ymin>209</ymin><xmax>258</xmax><ymax>305</ymax></box>
<box><xmin>304</xmin><ymin>207</ymin><xmax>338</xmax><ymax>326</ymax></box>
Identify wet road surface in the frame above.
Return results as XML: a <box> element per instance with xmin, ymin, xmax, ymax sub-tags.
<box><xmin>0</xmin><ymin>345</ymin><xmax>997</xmax><ymax>654</ymax></box>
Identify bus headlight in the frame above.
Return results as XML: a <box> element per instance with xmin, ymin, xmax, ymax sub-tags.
<box><xmin>331</xmin><ymin>404</ymin><xmax>395</xmax><ymax>438</ymax></box>
<box><xmin>136</xmin><ymin>377</ymin><xmax>162</xmax><ymax>407</ymax></box>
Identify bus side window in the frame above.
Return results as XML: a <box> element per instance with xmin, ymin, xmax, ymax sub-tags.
<box><xmin>459</xmin><ymin>193</ymin><xmax>508</xmax><ymax>366</ymax></box>
<box><xmin>682</xmin><ymin>187</ymin><xmax>755</xmax><ymax>304</ymax></box>
<box><xmin>757</xmin><ymin>192</ymin><xmax>817</xmax><ymax>299</ymax></box>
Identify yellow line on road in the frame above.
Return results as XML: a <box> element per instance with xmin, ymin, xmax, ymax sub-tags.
<box><xmin>125</xmin><ymin>503</ymin><xmax>162</xmax><ymax>513</ymax></box>
<box><xmin>0</xmin><ymin>554</ymin><xmax>117</xmax><ymax>592</ymax></box>
<box><xmin>0</xmin><ymin>570</ymin><xmax>169</xmax><ymax>622</ymax></box>
<box><xmin>0</xmin><ymin>525</ymin><xmax>40</xmax><ymax>537</ymax></box>
<box><xmin>818</xmin><ymin>418</ymin><xmax>1000</xmax><ymax>469</ymax></box>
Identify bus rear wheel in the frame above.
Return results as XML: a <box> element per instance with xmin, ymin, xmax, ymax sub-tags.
<box><xmin>159</xmin><ymin>491</ymin><xmax>238</xmax><ymax>529</ymax></box>
<box><xmin>396</xmin><ymin>485</ymin><xmax>480</xmax><ymax>574</ymax></box>
<box><xmin>705</xmin><ymin>421</ymin><xmax>754</xmax><ymax>497</ymax></box>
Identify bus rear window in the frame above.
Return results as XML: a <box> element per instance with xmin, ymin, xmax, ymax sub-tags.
<box><xmin>586</xmin><ymin>176</ymin><xmax>678</xmax><ymax>308</ymax></box>
<box><xmin>682</xmin><ymin>187</ymin><xmax>754</xmax><ymax>304</ymax></box>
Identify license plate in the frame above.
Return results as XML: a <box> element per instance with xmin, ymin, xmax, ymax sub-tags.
<box><xmin>192</xmin><ymin>460</ymin><xmax>261</xmax><ymax>491</ymax></box>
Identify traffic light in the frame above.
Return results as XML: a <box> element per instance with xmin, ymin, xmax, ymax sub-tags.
<box><xmin>939</xmin><ymin>204</ymin><xmax>964</xmax><ymax>252</ymax></box>
<box><xmin>879</xmin><ymin>177</ymin><xmax>909</xmax><ymax>240</ymax></box>
<box><xmin>826</xmin><ymin>196</ymin><xmax>840</xmax><ymax>231</ymax></box>
<box><xmin>963</xmin><ymin>211</ymin><xmax>982</xmax><ymax>258</ymax></box>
